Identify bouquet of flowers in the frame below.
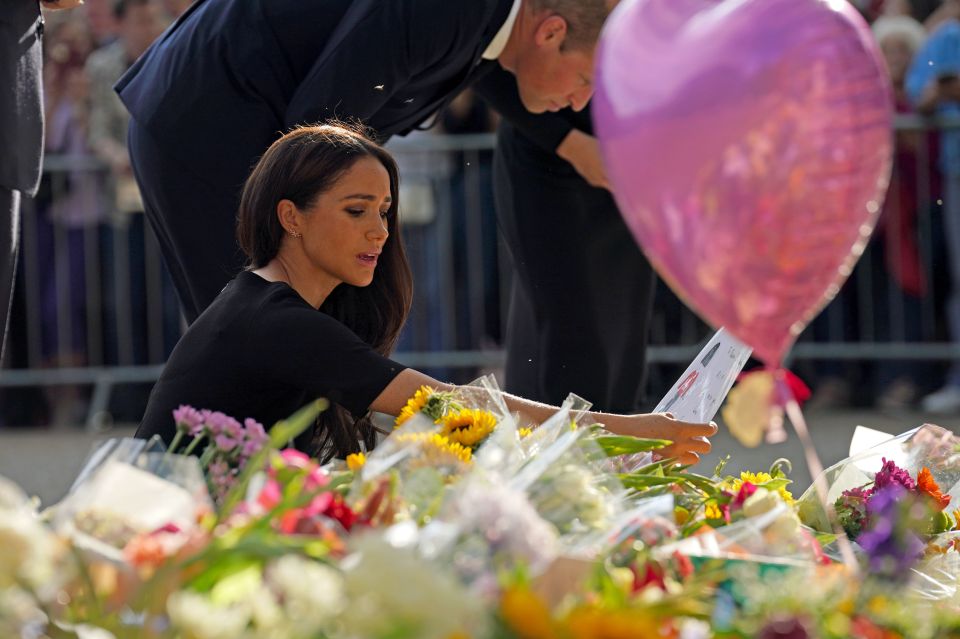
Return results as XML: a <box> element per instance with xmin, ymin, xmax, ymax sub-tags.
<box><xmin>349</xmin><ymin>376</ymin><xmax>520</xmax><ymax>525</ymax></box>
<box><xmin>797</xmin><ymin>424</ymin><xmax>960</xmax><ymax>597</ymax></box>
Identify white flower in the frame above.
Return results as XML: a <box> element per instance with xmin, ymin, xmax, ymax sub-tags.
<box><xmin>0</xmin><ymin>506</ymin><xmax>65</xmax><ymax>595</ymax></box>
<box><xmin>167</xmin><ymin>591</ymin><xmax>252</xmax><ymax>639</ymax></box>
<box><xmin>0</xmin><ymin>586</ymin><xmax>46</xmax><ymax>638</ymax></box>
<box><xmin>445</xmin><ymin>480</ymin><xmax>558</xmax><ymax>579</ymax></box>
<box><xmin>742</xmin><ymin>488</ymin><xmax>780</xmax><ymax>518</ymax></box>
<box><xmin>266</xmin><ymin>555</ymin><xmax>345</xmax><ymax>635</ymax></box>
<box><xmin>742</xmin><ymin>488</ymin><xmax>801</xmax><ymax>541</ymax></box>
<box><xmin>339</xmin><ymin>532</ymin><xmax>485</xmax><ymax>639</ymax></box>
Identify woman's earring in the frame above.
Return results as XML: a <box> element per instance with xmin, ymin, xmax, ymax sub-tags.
<box><xmin>288</xmin><ymin>230</ymin><xmax>302</xmax><ymax>239</ymax></box>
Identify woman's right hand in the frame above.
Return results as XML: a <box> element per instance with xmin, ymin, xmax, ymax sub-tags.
<box><xmin>606</xmin><ymin>413</ymin><xmax>718</xmax><ymax>466</ymax></box>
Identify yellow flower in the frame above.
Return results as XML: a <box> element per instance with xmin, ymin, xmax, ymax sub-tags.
<box><xmin>704</xmin><ymin>502</ymin><xmax>724</xmax><ymax>521</ymax></box>
<box><xmin>725</xmin><ymin>471</ymin><xmax>794</xmax><ymax>505</ymax></box>
<box><xmin>346</xmin><ymin>453</ymin><xmax>366</xmax><ymax>471</ymax></box>
<box><xmin>394</xmin><ymin>386</ymin><xmax>436</xmax><ymax>427</ymax></box>
<box><xmin>440</xmin><ymin>409</ymin><xmax>497</xmax><ymax>448</ymax></box>
<box><xmin>499</xmin><ymin>586</ymin><xmax>556</xmax><ymax>639</ymax></box>
<box><xmin>951</xmin><ymin>508</ymin><xmax>960</xmax><ymax>531</ymax></box>
<box><xmin>564</xmin><ymin>607</ymin><xmax>662</xmax><ymax>639</ymax></box>
<box><xmin>395</xmin><ymin>432</ymin><xmax>473</xmax><ymax>467</ymax></box>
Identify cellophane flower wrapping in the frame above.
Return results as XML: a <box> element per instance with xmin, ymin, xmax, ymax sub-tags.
<box><xmin>508</xmin><ymin>415</ymin><xmax>633</xmax><ymax>557</ymax></box>
<box><xmin>415</xmin><ymin>472</ymin><xmax>561</xmax><ymax>597</ymax></box>
<box><xmin>796</xmin><ymin>424</ymin><xmax>960</xmax><ymax>599</ymax></box>
<box><xmin>49</xmin><ymin>437</ymin><xmax>212</xmax><ymax>564</ymax></box>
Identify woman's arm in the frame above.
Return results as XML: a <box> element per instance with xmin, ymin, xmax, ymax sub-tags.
<box><xmin>370</xmin><ymin>368</ymin><xmax>717</xmax><ymax>466</ymax></box>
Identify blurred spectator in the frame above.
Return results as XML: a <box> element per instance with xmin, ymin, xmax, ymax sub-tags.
<box><xmin>87</xmin><ymin>0</ymin><xmax>165</xmax><ymax>191</ymax></box>
<box><xmin>80</xmin><ymin>0</ymin><xmax>119</xmax><ymax>47</ymax></box>
<box><xmin>86</xmin><ymin>0</ymin><xmax>178</xmax><ymax>379</ymax></box>
<box><xmin>872</xmin><ymin>15</ymin><xmax>935</xmax><ymax>410</ymax></box>
<box><xmin>906</xmin><ymin>17</ymin><xmax>960</xmax><ymax>413</ymax></box>
<box><xmin>35</xmin><ymin>16</ymin><xmax>100</xmax><ymax>425</ymax></box>
<box><xmin>161</xmin><ymin>0</ymin><xmax>193</xmax><ymax>19</ymax></box>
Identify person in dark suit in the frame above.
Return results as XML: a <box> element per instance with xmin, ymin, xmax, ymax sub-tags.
<box><xmin>116</xmin><ymin>0</ymin><xmax>612</xmax><ymax>323</ymax></box>
<box><xmin>475</xmin><ymin>66</ymin><xmax>657</xmax><ymax>413</ymax></box>
<box><xmin>0</xmin><ymin>0</ymin><xmax>82</xmax><ymax>362</ymax></box>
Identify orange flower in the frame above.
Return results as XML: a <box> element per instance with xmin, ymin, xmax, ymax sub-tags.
<box><xmin>500</xmin><ymin>586</ymin><xmax>557</xmax><ymax>639</ymax></box>
<box><xmin>917</xmin><ymin>467</ymin><xmax>951</xmax><ymax>511</ymax></box>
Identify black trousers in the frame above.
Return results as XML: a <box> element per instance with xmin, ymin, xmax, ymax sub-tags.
<box><xmin>493</xmin><ymin>123</ymin><xmax>656</xmax><ymax>413</ymax></box>
<box><xmin>0</xmin><ymin>186</ymin><xmax>19</xmax><ymax>362</ymax></box>
<box><xmin>127</xmin><ymin>120</ymin><xmax>246</xmax><ymax>323</ymax></box>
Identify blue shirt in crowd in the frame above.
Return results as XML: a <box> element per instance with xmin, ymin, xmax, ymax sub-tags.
<box><xmin>906</xmin><ymin>19</ymin><xmax>960</xmax><ymax>177</ymax></box>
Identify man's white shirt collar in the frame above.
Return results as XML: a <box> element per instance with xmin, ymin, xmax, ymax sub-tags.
<box><xmin>482</xmin><ymin>0</ymin><xmax>522</xmax><ymax>60</ymax></box>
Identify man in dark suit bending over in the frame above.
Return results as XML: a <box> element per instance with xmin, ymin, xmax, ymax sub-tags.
<box><xmin>1</xmin><ymin>0</ymin><xmax>82</xmax><ymax>361</ymax></box>
<box><xmin>116</xmin><ymin>0</ymin><xmax>614</xmax><ymax>323</ymax></box>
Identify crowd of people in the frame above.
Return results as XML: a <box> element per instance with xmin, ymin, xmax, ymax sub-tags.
<box><xmin>798</xmin><ymin>0</ymin><xmax>960</xmax><ymax>413</ymax></box>
<box><xmin>2</xmin><ymin>0</ymin><xmax>960</xmax><ymax>429</ymax></box>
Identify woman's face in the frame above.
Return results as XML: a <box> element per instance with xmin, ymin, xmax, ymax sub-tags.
<box><xmin>292</xmin><ymin>156</ymin><xmax>392</xmax><ymax>291</ymax></box>
<box><xmin>881</xmin><ymin>35</ymin><xmax>914</xmax><ymax>85</ymax></box>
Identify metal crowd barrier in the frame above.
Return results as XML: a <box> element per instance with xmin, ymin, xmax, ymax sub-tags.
<box><xmin>1</xmin><ymin>121</ymin><xmax>958</xmax><ymax>428</ymax></box>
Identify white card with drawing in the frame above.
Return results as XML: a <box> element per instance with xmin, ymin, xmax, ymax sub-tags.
<box><xmin>653</xmin><ymin>328</ymin><xmax>752</xmax><ymax>423</ymax></box>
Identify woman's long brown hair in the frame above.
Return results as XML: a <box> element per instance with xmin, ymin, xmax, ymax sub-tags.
<box><xmin>236</xmin><ymin>123</ymin><xmax>413</xmax><ymax>461</ymax></box>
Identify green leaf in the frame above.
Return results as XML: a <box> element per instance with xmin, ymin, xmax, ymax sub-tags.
<box><xmin>593</xmin><ymin>435</ymin><xmax>672</xmax><ymax>457</ymax></box>
<box><xmin>619</xmin><ymin>474</ymin><xmax>683</xmax><ymax>490</ymax></box>
<box><xmin>209</xmin><ymin>564</ymin><xmax>264</xmax><ymax>606</ymax></box>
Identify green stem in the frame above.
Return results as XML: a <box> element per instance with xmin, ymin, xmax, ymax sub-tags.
<box><xmin>182</xmin><ymin>434</ymin><xmax>206</xmax><ymax>458</ymax></box>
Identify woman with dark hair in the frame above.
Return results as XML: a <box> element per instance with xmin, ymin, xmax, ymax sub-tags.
<box><xmin>137</xmin><ymin>123</ymin><xmax>717</xmax><ymax>464</ymax></box>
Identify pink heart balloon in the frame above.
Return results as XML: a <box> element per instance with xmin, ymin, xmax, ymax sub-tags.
<box><xmin>593</xmin><ymin>0</ymin><xmax>893</xmax><ymax>366</ymax></box>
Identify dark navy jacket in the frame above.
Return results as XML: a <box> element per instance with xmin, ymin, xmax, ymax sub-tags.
<box><xmin>116</xmin><ymin>0</ymin><xmax>512</xmax><ymax>182</ymax></box>
<box><xmin>1</xmin><ymin>1</ymin><xmax>44</xmax><ymax>195</ymax></box>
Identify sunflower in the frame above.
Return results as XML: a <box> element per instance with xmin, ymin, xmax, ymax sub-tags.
<box><xmin>395</xmin><ymin>432</ymin><xmax>473</xmax><ymax>467</ymax></box>
<box><xmin>439</xmin><ymin>409</ymin><xmax>497</xmax><ymax>449</ymax></box>
<box><xmin>394</xmin><ymin>386</ymin><xmax>436</xmax><ymax>427</ymax></box>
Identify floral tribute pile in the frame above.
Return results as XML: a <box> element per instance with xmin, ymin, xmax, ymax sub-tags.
<box><xmin>4</xmin><ymin>377</ymin><xmax>960</xmax><ymax>639</ymax></box>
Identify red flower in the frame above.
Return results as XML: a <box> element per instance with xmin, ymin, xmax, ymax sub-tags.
<box><xmin>672</xmin><ymin>551</ymin><xmax>694</xmax><ymax>579</ymax></box>
<box><xmin>631</xmin><ymin>561</ymin><xmax>666</xmax><ymax>592</ymax></box>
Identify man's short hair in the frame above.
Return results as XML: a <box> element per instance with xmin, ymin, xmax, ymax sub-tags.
<box><xmin>530</xmin><ymin>0</ymin><xmax>618</xmax><ymax>50</ymax></box>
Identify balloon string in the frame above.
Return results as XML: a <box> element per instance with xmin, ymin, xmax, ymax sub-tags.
<box><xmin>780</xmin><ymin>382</ymin><xmax>860</xmax><ymax>573</ymax></box>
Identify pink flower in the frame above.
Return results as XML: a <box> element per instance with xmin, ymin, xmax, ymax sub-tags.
<box><xmin>874</xmin><ymin>458</ymin><xmax>916</xmax><ymax>493</ymax></box>
<box><xmin>214</xmin><ymin>434</ymin><xmax>239</xmax><ymax>453</ymax></box>
<box><xmin>241</xmin><ymin>418</ymin><xmax>268</xmax><ymax>457</ymax></box>
<box><xmin>279</xmin><ymin>448</ymin><xmax>312</xmax><ymax>468</ymax></box>
<box><xmin>244</xmin><ymin>418</ymin><xmax>267</xmax><ymax>442</ymax></box>
<box><xmin>734</xmin><ymin>482</ymin><xmax>758</xmax><ymax>507</ymax></box>
<box><xmin>257</xmin><ymin>479</ymin><xmax>283</xmax><ymax>511</ymax></box>
<box><xmin>275</xmin><ymin>448</ymin><xmax>330</xmax><ymax>488</ymax></box>
<box><xmin>173</xmin><ymin>405</ymin><xmax>205</xmax><ymax>436</ymax></box>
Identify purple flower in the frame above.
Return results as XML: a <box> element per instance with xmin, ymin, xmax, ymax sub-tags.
<box><xmin>214</xmin><ymin>433</ymin><xmax>239</xmax><ymax>453</ymax></box>
<box><xmin>873</xmin><ymin>457</ymin><xmax>916</xmax><ymax>493</ymax></box>
<box><xmin>204</xmin><ymin>411</ymin><xmax>242</xmax><ymax>439</ymax></box>
<box><xmin>172</xmin><ymin>405</ymin><xmax>205</xmax><ymax>437</ymax></box>
<box><xmin>758</xmin><ymin>616</ymin><xmax>811</xmax><ymax>639</ymax></box>
<box><xmin>857</xmin><ymin>485</ymin><xmax>925</xmax><ymax>580</ymax></box>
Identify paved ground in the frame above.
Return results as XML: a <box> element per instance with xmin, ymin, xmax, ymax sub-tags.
<box><xmin>1</xmin><ymin>409</ymin><xmax>957</xmax><ymax>507</ymax></box>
